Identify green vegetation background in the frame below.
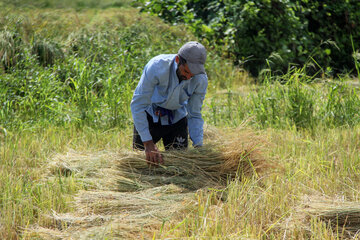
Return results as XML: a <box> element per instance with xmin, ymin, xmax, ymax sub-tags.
<box><xmin>142</xmin><ymin>0</ymin><xmax>360</xmax><ymax>77</ymax></box>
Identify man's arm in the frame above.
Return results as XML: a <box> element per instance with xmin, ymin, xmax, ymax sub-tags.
<box><xmin>186</xmin><ymin>74</ymin><xmax>208</xmax><ymax>147</ymax></box>
<box><xmin>131</xmin><ymin>63</ymin><xmax>156</xmax><ymax>142</ymax></box>
<box><xmin>131</xmin><ymin>62</ymin><xmax>163</xmax><ymax>164</ymax></box>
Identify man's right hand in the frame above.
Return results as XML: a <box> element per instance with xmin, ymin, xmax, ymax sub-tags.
<box><xmin>143</xmin><ymin>140</ymin><xmax>164</xmax><ymax>165</ymax></box>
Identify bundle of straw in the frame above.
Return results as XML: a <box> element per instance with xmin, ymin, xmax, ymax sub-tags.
<box><xmin>301</xmin><ymin>195</ymin><xmax>360</xmax><ymax>238</ymax></box>
<box><xmin>117</xmin><ymin>130</ymin><xmax>271</xmax><ymax>192</ymax></box>
<box><xmin>310</xmin><ymin>205</ymin><xmax>360</xmax><ymax>237</ymax></box>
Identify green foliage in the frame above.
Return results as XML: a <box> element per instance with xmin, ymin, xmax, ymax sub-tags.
<box><xmin>285</xmin><ymin>79</ymin><xmax>315</xmax><ymax>130</ymax></box>
<box><xmin>1</xmin><ymin>4</ymin><xmax>360</xmax><ymax>133</ymax></box>
<box><xmin>204</xmin><ymin>68</ymin><xmax>360</xmax><ymax>131</ymax></box>
<box><xmin>0</xmin><ymin>7</ymin><xmax>197</xmax><ymax>131</ymax></box>
<box><xmin>351</xmin><ymin>35</ymin><xmax>360</xmax><ymax>78</ymax></box>
<box><xmin>141</xmin><ymin>0</ymin><xmax>360</xmax><ymax>77</ymax></box>
<box><xmin>324</xmin><ymin>83</ymin><xmax>360</xmax><ymax>127</ymax></box>
<box><xmin>0</xmin><ymin>0</ymin><xmax>134</xmax><ymax>9</ymax></box>
<box><xmin>249</xmin><ymin>83</ymin><xmax>284</xmax><ymax>128</ymax></box>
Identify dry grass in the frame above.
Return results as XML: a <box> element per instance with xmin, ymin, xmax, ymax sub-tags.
<box><xmin>118</xmin><ymin>130</ymin><xmax>271</xmax><ymax>192</ymax></box>
<box><xmin>23</xmin><ymin>127</ymin><xmax>272</xmax><ymax>239</ymax></box>
<box><xmin>300</xmin><ymin>195</ymin><xmax>360</xmax><ymax>238</ymax></box>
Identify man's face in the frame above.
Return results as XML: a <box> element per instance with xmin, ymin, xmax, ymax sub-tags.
<box><xmin>176</xmin><ymin>62</ymin><xmax>194</xmax><ymax>81</ymax></box>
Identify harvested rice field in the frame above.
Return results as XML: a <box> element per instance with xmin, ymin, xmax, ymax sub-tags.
<box><xmin>1</xmin><ymin>0</ymin><xmax>360</xmax><ymax>239</ymax></box>
<box><xmin>8</xmin><ymin>126</ymin><xmax>360</xmax><ymax>239</ymax></box>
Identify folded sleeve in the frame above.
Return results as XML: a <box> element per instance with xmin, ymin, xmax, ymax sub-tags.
<box><xmin>186</xmin><ymin>74</ymin><xmax>208</xmax><ymax>146</ymax></box>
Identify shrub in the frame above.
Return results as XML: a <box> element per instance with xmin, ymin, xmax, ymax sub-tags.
<box><xmin>141</xmin><ymin>0</ymin><xmax>360</xmax><ymax>78</ymax></box>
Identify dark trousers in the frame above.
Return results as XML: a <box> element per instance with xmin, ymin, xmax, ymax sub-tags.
<box><xmin>133</xmin><ymin>112</ymin><xmax>188</xmax><ymax>150</ymax></box>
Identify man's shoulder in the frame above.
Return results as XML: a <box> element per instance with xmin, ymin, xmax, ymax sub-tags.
<box><xmin>147</xmin><ymin>54</ymin><xmax>176</xmax><ymax>67</ymax></box>
<box><xmin>189</xmin><ymin>73</ymin><xmax>208</xmax><ymax>93</ymax></box>
<box><xmin>144</xmin><ymin>54</ymin><xmax>176</xmax><ymax>78</ymax></box>
<box><xmin>192</xmin><ymin>73</ymin><xmax>208</xmax><ymax>85</ymax></box>
<box><xmin>193</xmin><ymin>73</ymin><xmax>208</xmax><ymax>81</ymax></box>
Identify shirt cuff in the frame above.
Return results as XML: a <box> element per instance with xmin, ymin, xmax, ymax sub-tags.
<box><xmin>139</xmin><ymin>130</ymin><xmax>152</xmax><ymax>142</ymax></box>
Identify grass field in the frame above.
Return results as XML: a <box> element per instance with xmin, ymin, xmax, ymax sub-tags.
<box><xmin>1</xmin><ymin>1</ymin><xmax>360</xmax><ymax>239</ymax></box>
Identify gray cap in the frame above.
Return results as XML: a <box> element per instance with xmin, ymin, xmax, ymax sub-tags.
<box><xmin>178</xmin><ymin>41</ymin><xmax>207</xmax><ymax>75</ymax></box>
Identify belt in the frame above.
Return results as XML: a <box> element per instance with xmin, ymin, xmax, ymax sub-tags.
<box><xmin>155</xmin><ymin>107</ymin><xmax>174</xmax><ymax>124</ymax></box>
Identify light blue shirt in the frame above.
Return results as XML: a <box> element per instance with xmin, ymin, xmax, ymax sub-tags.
<box><xmin>130</xmin><ymin>54</ymin><xmax>208</xmax><ymax>146</ymax></box>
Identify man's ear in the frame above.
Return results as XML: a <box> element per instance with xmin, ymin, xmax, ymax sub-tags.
<box><xmin>175</xmin><ymin>55</ymin><xmax>179</xmax><ymax>64</ymax></box>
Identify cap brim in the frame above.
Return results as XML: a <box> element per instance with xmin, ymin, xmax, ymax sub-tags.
<box><xmin>188</xmin><ymin>62</ymin><xmax>205</xmax><ymax>75</ymax></box>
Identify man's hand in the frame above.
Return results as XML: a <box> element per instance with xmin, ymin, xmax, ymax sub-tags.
<box><xmin>143</xmin><ymin>140</ymin><xmax>164</xmax><ymax>165</ymax></box>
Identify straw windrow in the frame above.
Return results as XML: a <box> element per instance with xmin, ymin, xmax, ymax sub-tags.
<box><xmin>117</xmin><ymin>129</ymin><xmax>272</xmax><ymax>192</ymax></box>
<box><xmin>281</xmin><ymin>195</ymin><xmax>360</xmax><ymax>239</ymax></box>
<box><xmin>25</xmin><ymin>128</ymin><xmax>273</xmax><ymax>239</ymax></box>
<box><xmin>304</xmin><ymin>197</ymin><xmax>360</xmax><ymax>237</ymax></box>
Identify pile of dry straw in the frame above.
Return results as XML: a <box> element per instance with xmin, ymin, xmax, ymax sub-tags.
<box><xmin>303</xmin><ymin>196</ymin><xmax>360</xmax><ymax>238</ymax></box>
<box><xmin>117</xmin><ymin>127</ymin><xmax>273</xmax><ymax>192</ymax></box>
<box><xmin>25</xmin><ymin>127</ymin><xmax>273</xmax><ymax>239</ymax></box>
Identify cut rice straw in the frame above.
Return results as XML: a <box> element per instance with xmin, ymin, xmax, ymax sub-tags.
<box><xmin>292</xmin><ymin>195</ymin><xmax>360</xmax><ymax>239</ymax></box>
<box><xmin>307</xmin><ymin>199</ymin><xmax>360</xmax><ymax>237</ymax></box>
<box><xmin>117</xmin><ymin>128</ymin><xmax>273</xmax><ymax>192</ymax></box>
<box><xmin>25</xmin><ymin>127</ymin><xmax>274</xmax><ymax>239</ymax></box>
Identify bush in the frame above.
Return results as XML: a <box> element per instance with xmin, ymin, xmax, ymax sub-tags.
<box><xmin>141</xmin><ymin>0</ymin><xmax>360</xmax><ymax>78</ymax></box>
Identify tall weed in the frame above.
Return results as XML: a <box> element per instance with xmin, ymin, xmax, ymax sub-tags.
<box><xmin>204</xmin><ymin>68</ymin><xmax>359</xmax><ymax>131</ymax></box>
<box><xmin>284</xmin><ymin>73</ymin><xmax>315</xmax><ymax>130</ymax></box>
<box><xmin>324</xmin><ymin>83</ymin><xmax>360</xmax><ymax>127</ymax></box>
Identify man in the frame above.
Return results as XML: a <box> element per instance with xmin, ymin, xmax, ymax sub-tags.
<box><xmin>131</xmin><ymin>41</ymin><xmax>207</xmax><ymax>165</ymax></box>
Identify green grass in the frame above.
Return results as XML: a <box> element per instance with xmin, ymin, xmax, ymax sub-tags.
<box><xmin>1</xmin><ymin>0</ymin><xmax>360</xmax><ymax>239</ymax></box>
<box><xmin>203</xmin><ymin>76</ymin><xmax>360</xmax><ymax>131</ymax></box>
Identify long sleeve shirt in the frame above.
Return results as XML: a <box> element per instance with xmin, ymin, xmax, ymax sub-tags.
<box><xmin>130</xmin><ymin>54</ymin><xmax>208</xmax><ymax>146</ymax></box>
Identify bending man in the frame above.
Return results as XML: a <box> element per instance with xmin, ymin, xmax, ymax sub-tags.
<box><xmin>131</xmin><ymin>41</ymin><xmax>207</xmax><ymax>165</ymax></box>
